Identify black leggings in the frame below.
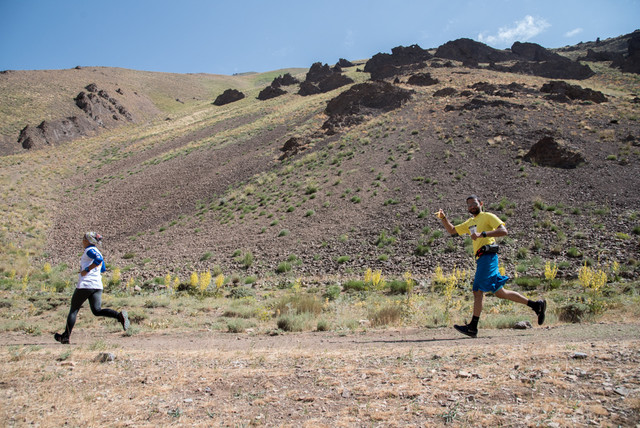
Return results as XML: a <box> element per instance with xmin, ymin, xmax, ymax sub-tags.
<box><xmin>64</xmin><ymin>288</ymin><xmax>119</xmax><ymax>337</ymax></box>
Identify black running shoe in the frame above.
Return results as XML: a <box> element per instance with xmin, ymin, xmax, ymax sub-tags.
<box><xmin>454</xmin><ymin>324</ymin><xmax>478</xmax><ymax>338</ymax></box>
<box><xmin>54</xmin><ymin>332</ymin><xmax>69</xmax><ymax>344</ymax></box>
<box><xmin>535</xmin><ymin>299</ymin><xmax>546</xmax><ymax>325</ymax></box>
<box><xmin>118</xmin><ymin>311</ymin><xmax>130</xmax><ymax>331</ymax></box>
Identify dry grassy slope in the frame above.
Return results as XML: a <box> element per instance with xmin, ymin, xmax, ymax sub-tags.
<box><xmin>0</xmin><ymin>66</ymin><xmax>306</xmax><ymax>153</ymax></box>
<box><xmin>40</xmin><ymin>62</ymin><xmax>640</xmax><ymax>283</ymax></box>
<box><xmin>1</xmin><ymin>45</ymin><xmax>639</xmax><ymax>282</ymax></box>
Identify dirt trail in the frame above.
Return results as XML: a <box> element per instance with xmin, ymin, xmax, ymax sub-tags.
<box><xmin>1</xmin><ymin>321</ymin><xmax>636</xmax><ymax>351</ymax></box>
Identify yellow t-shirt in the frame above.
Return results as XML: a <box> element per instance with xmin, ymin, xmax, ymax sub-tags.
<box><xmin>455</xmin><ymin>212</ymin><xmax>504</xmax><ymax>256</ymax></box>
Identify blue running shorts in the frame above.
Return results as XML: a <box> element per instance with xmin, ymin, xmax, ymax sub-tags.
<box><xmin>473</xmin><ymin>253</ymin><xmax>510</xmax><ymax>292</ymax></box>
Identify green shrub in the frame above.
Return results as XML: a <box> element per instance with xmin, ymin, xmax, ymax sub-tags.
<box><xmin>277</xmin><ymin>315</ymin><xmax>307</xmax><ymax>332</ymax></box>
<box><xmin>242</xmin><ymin>252</ymin><xmax>254</xmax><ymax>268</ymax></box>
<box><xmin>276</xmin><ymin>262</ymin><xmax>292</xmax><ymax>273</ymax></box>
<box><xmin>316</xmin><ymin>319</ymin><xmax>330</xmax><ymax>331</ymax></box>
<box><xmin>200</xmin><ymin>252</ymin><xmax>213</xmax><ymax>261</ymax></box>
<box><xmin>227</xmin><ymin>319</ymin><xmax>251</xmax><ymax>333</ymax></box>
<box><xmin>388</xmin><ymin>279</ymin><xmax>412</xmax><ymax>294</ymax></box>
<box><xmin>512</xmin><ymin>276</ymin><xmax>541</xmax><ymax>291</ymax></box>
<box><xmin>567</xmin><ymin>247</ymin><xmax>582</xmax><ymax>258</ymax></box>
<box><xmin>336</xmin><ymin>256</ymin><xmax>350</xmax><ymax>264</ymax></box>
<box><xmin>375</xmin><ymin>231</ymin><xmax>396</xmax><ymax>248</ymax></box>
<box><xmin>343</xmin><ymin>280</ymin><xmax>367</xmax><ymax>292</ymax></box>
<box><xmin>516</xmin><ymin>247</ymin><xmax>529</xmax><ymax>259</ymax></box>
<box><xmin>228</xmin><ymin>287</ymin><xmax>256</xmax><ymax>299</ymax></box>
<box><xmin>278</xmin><ymin>229</ymin><xmax>290</xmax><ymax>237</ymax></box>
<box><xmin>324</xmin><ymin>285</ymin><xmax>341</xmax><ymax>301</ymax></box>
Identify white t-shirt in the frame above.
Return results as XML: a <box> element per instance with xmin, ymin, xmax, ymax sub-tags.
<box><xmin>77</xmin><ymin>245</ymin><xmax>104</xmax><ymax>289</ymax></box>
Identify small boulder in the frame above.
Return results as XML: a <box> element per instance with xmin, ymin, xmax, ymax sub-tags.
<box><xmin>513</xmin><ymin>321</ymin><xmax>532</xmax><ymax>330</ymax></box>
<box><xmin>406</xmin><ymin>72</ymin><xmax>439</xmax><ymax>86</ymax></box>
<box><xmin>257</xmin><ymin>85</ymin><xmax>286</xmax><ymax>101</ymax></box>
<box><xmin>540</xmin><ymin>81</ymin><xmax>607</xmax><ymax>103</ymax></box>
<box><xmin>213</xmin><ymin>89</ymin><xmax>245</xmax><ymax>106</ymax></box>
<box><xmin>523</xmin><ymin>136</ymin><xmax>585</xmax><ymax>169</ymax></box>
<box><xmin>336</xmin><ymin>58</ymin><xmax>355</xmax><ymax>68</ymax></box>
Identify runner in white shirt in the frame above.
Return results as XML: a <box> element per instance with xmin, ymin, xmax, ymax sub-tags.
<box><xmin>54</xmin><ymin>232</ymin><xmax>129</xmax><ymax>344</ymax></box>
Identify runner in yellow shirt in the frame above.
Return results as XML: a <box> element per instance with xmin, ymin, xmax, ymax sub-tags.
<box><xmin>435</xmin><ymin>195</ymin><xmax>546</xmax><ymax>338</ymax></box>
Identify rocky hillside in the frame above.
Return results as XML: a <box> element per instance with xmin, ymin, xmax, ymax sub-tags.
<box><xmin>1</xmin><ymin>32</ymin><xmax>638</xmax><ymax>285</ymax></box>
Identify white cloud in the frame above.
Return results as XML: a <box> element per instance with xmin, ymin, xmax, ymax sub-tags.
<box><xmin>565</xmin><ymin>28</ymin><xmax>583</xmax><ymax>38</ymax></box>
<box><xmin>478</xmin><ymin>15</ymin><xmax>550</xmax><ymax>46</ymax></box>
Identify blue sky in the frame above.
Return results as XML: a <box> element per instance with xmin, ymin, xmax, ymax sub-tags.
<box><xmin>0</xmin><ymin>0</ymin><xmax>638</xmax><ymax>75</ymax></box>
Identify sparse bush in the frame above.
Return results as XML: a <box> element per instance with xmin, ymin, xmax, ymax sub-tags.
<box><xmin>513</xmin><ymin>276</ymin><xmax>541</xmax><ymax>291</ymax></box>
<box><xmin>227</xmin><ymin>319</ymin><xmax>249</xmax><ymax>333</ymax></box>
<box><xmin>369</xmin><ymin>302</ymin><xmax>403</xmax><ymax>327</ymax></box>
<box><xmin>228</xmin><ymin>287</ymin><xmax>256</xmax><ymax>299</ymax></box>
<box><xmin>516</xmin><ymin>247</ymin><xmax>529</xmax><ymax>259</ymax></box>
<box><xmin>324</xmin><ymin>285</ymin><xmax>341</xmax><ymax>300</ymax></box>
<box><xmin>336</xmin><ymin>256</ymin><xmax>350</xmax><ymax>264</ymax></box>
<box><xmin>277</xmin><ymin>314</ymin><xmax>309</xmax><ymax>332</ymax></box>
<box><xmin>567</xmin><ymin>247</ymin><xmax>582</xmax><ymax>258</ymax></box>
<box><xmin>343</xmin><ymin>280</ymin><xmax>367</xmax><ymax>292</ymax></box>
<box><xmin>276</xmin><ymin>262</ymin><xmax>292</xmax><ymax>274</ymax></box>
<box><xmin>242</xmin><ymin>252</ymin><xmax>254</xmax><ymax>268</ymax></box>
<box><xmin>316</xmin><ymin>319</ymin><xmax>330</xmax><ymax>331</ymax></box>
<box><xmin>274</xmin><ymin>294</ymin><xmax>323</xmax><ymax>316</ymax></box>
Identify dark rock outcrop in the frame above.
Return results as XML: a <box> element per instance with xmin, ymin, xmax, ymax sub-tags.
<box><xmin>271</xmin><ymin>73</ymin><xmax>300</xmax><ymax>87</ymax></box>
<box><xmin>617</xmin><ymin>32</ymin><xmax>640</xmax><ymax>74</ymax></box>
<box><xmin>257</xmin><ymin>85</ymin><xmax>287</xmax><ymax>101</ymax></box>
<box><xmin>20</xmin><ymin>83</ymin><xmax>134</xmax><ymax>150</ymax></box>
<box><xmin>18</xmin><ymin>116</ymin><xmax>95</xmax><ymax>150</ymax></box>
<box><xmin>579</xmin><ymin>49</ymin><xmax>625</xmax><ymax>63</ymax></box>
<box><xmin>434</xmin><ymin>38</ymin><xmax>512</xmax><ymax>65</ymax></box>
<box><xmin>444</xmin><ymin>97</ymin><xmax>524</xmax><ymax>111</ymax></box>
<box><xmin>279</xmin><ymin>137</ymin><xmax>303</xmax><ymax>160</ymax></box>
<box><xmin>523</xmin><ymin>136</ymin><xmax>585</xmax><ymax>168</ymax></box>
<box><xmin>75</xmin><ymin>84</ymin><xmax>133</xmax><ymax>124</ymax></box>
<box><xmin>540</xmin><ymin>81</ymin><xmax>607</xmax><ymax>103</ymax></box>
<box><xmin>500</xmin><ymin>59</ymin><xmax>594</xmax><ymax>80</ymax></box>
<box><xmin>491</xmin><ymin>42</ymin><xmax>596</xmax><ymax>80</ymax></box>
<box><xmin>322</xmin><ymin>81</ymin><xmax>413</xmax><ymax>134</ymax></box>
<box><xmin>433</xmin><ymin>87</ymin><xmax>457</xmax><ymax>97</ymax></box>
<box><xmin>364</xmin><ymin>44</ymin><xmax>432</xmax><ymax>80</ymax></box>
<box><xmin>297</xmin><ymin>63</ymin><xmax>354</xmax><ymax>96</ymax></box>
<box><xmin>317</xmin><ymin>74</ymin><xmax>355</xmax><ymax>93</ymax></box>
<box><xmin>511</xmin><ymin>42</ymin><xmax>558</xmax><ymax>61</ymax></box>
<box><xmin>213</xmin><ymin>89</ymin><xmax>245</xmax><ymax>106</ymax></box>
<box><xmin>336</xmin><ymin>58</ymin><xmax>355</xmax><ymax>68</ymax></box>
<box><xmin>297</xmin><ymin>81</ymin><xmax>322</xmax><ymax>96</ymax></box>
<box><xmin>305</xmin><ymin>62</ymin><xmax>334</xmax><ymax>83</ymax></box>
